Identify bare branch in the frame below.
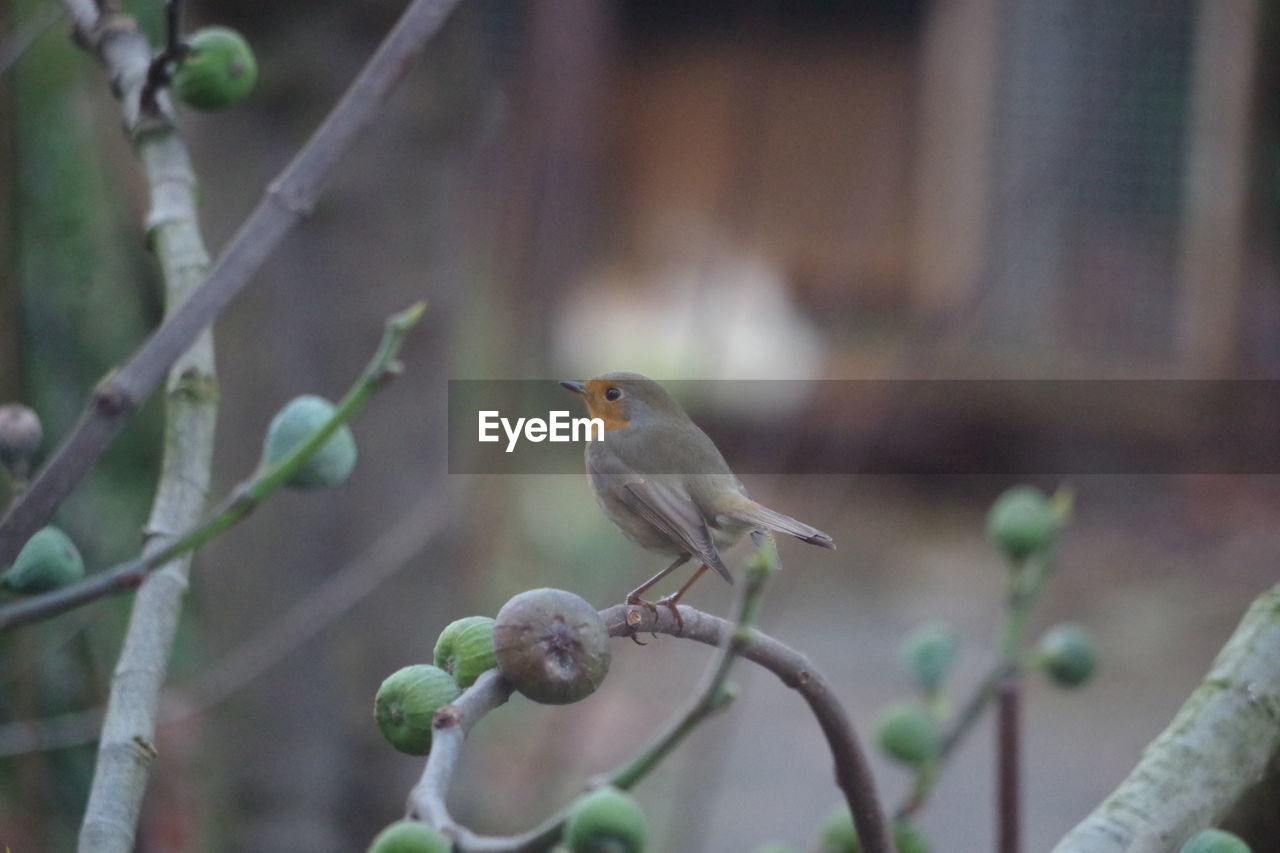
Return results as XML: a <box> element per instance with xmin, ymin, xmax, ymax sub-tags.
<box><xmin>1052</xmin><ymin>584</ymin><xmax>1280</xmax><ymax>853</ymax></box>
<box><xmin>405</xmin><ymin>602</ymin><xmax>892</xmax><ymax>853</ymax></box>
<box><xmin>0</xmin><ymin>0</ymin><xmax>465</xmax><ymax>567</ymax></box>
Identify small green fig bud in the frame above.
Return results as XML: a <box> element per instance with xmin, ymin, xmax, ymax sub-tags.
<box><xmin>366</xmin><ymin>819</ymin><xmax>451</xmax><ymax>853</ymax></box>
<box><xmin>1037</xmin><ymin>623</ymin><xmax>1098</xmax><ymax>688</ymax></box>
<box><xmin>373</xmin><ymin>664</ymin><xmax>459</xmax><ymax>756</ymax></box>
<box><xmin>986</xmin><ymin>486</ymin><xmax>1056</xmax><ymax>561</ymax></box>
<box><xmin>874</xmin><ymin>701</ymin><xmax>939</xmax><ymax>767</ymax></box>
<box><xmin>0</xmin><ymin>403</ymin><xmax>42</xmax><ymax>472</ymax></box>
<box><xmin>173</xmin><ymin>26</ymin><xmax>257</xmax><ymax>111</ymax></box>
<box><xmin>563</xmin><ymin>786</ymin><xmax>648</xmax><ymax>853</ymax></box>
<box><xmin>2</xmin><ymin>526</ymin><xmax>85</xmax><ymax>594</ymax></box>
<box><xmin>1180</xmin><ymin>829</ymin><xmax>1251</xmax><ymax>853</ymax></box>
<box><xmin>899</xmin><ymin>623</ymin><xmax>958</xmax><ymax>695</ymax></box>
<box><xmin>893</xmin><ymin>821</ymin><xmax>932</xmax><ymax>853</ymax></box>
<box><xmin>433</xmin><ymin>615</ymin><xmax>498</xmax><ymax>688</ymax></box>
<box><xmin>494</xmin><ymin>588</ymin><xmax>610</xmax><ymax>705</ymax></box>
<box><xmin>261</xmin><ymin>395</ymin><xmax>357</xmax><ymax>489</ymax></box>
<box><xmin>817</xmin><ymin>808</ymin><xmax>930</xmax><ymax>853</ymax></box>
<box><xmin>818</xmin><ymin>805</ymin><xmax>858</xmax><ymax>853</ymax></box>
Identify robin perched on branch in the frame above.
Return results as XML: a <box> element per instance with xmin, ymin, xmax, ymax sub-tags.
<box><xmin>561</xmin><ymin>372</ymin><xmax>835</xmax><ymax>629</ymax></box>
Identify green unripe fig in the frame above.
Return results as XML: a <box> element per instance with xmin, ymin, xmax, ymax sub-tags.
<box><xmin>373</xmin><ymin>665</ymin><xmax>460</xmax><ymax>756</ymax></box>
<box><xmin>817</xmin><ymin>807</ymin><xmax>930</xmax><ymax>853</ymax></box>
<box><xmin>893</xmin><ymin>821</ymin><xmax>931</xmax><ymax>853</ymax></box>
<box><xmin>874</xmin><ymin>701</ymin><xmax>939</xmax><ymax>767</ymax></box>
<box><xmin>173</xmin><ymin>26</ymin><xmax>257</xmax><ymax>111</ymax></box>
<box><xmin>563</xmin><ymin>786</ymin><xmax>648</xmax><ymax>853</ymax></box>
<box><xmin>494</xmin><ymin>588</ymin><xmax>611</xmax><ymax>705</ymax></box>
<box><xmin>2</xmin><ymin>526</ymin><xmax>85</xmax><ymax>594</ymax></box>
<box><xmin>1037</xmin><ymin>623</ymin><xmax>1098</xmax><ymax>688</ymax></box>
<box><xmin>261</xmin><ymin>395</ymin><xmax>357</xmax><ymax>489</ymax></box>
<box><xmin>986</xmin><ymin>486</ymin><xmax>1056</xmax><ymax>561</ymax></box>
<box><xmin>900</xmin><ymin>622</ymin><xmax>958</xmax><ymax>695</ymax></box>
<box><xmin>0</xmin><ymin>403</ymin><xmax>42</xmax><ymax>470</ymax></box>
<box><xmin>366</xmin><ymin>819</ymin><xmax>451</xmax><ymax>853</ymax></box>
<box><xmin>1180</xmin><ymin>829</ymin><xmax>1251</xmax><ymax>853</ymax></box>
<box><xmin>818</xmin><ymin>805</ymin><xmax>858</xmax><ymax>853</ymax></box>
<box><xmin>433</xmin><ymin>616</ymin><xmax>498</xmax><ymax>688</ymax></box>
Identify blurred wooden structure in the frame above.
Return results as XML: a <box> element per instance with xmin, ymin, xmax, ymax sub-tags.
<box><xmin>602</xmin><ymin>0</ymin><xmax>1267</xmax><ymax>377</ymax></box>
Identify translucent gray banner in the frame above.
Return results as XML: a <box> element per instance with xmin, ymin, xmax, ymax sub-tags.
<box><xmin>447</xmin><ymin>380</ymin><xmax>1280</xmax><ymax>475</ymax></box>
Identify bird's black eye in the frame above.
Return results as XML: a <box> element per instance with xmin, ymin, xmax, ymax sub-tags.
<box><xmin>604</xmin><ymin>387</ymin><xmax>622</xmax><ymax>402</ymax></box>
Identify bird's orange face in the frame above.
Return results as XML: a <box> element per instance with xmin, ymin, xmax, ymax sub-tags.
<box><xmin>562</xmin><ymin>379</ymin><xmax>631</xmax><ymax>431</ymax></box>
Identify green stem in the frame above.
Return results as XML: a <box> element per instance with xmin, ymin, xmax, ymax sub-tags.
<box><xmin>145</xmin><ymin>300</ymin><xmax>425</xmax><ymax>567</ymax></box>
<box><xmin>1002</xmin><ymin>552</ymin><xmax>1053</xmax><ymax>660</ymax></box>
<box><xmin>894</xmin><ymin>550</ymin><xmax>1055</xmax><ymax>822</ymax></box>
<box><xmin>0</xmin><ymin>302</ymin><xmax>426</xmax><ymax>631</ymax></box>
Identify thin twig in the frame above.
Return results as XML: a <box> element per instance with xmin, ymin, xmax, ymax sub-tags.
<box><xmin>0</xmin><ymin>0</ymin><xmax>466</xmax><ymax>568</ymax></box>
<box><xmin>404</xmin><ymin>594</ymin><xmax>892</xmax><ymax>853</ymax></box>
<box><xmin>893</xmin><ymin>550</ymin><xmax>1054</xmax><ymax>824</ymax></box>
<box><xmin>0</xmin><ymin>303</ymin><xmax>426</xmax><ymax>632</ymax></box>
<box><xmin>894</xmin><ymin>662</ymin><xmax>1010</xmax><ymax>820</ymax></box>
<box><xmin>139</xmin><ymin>0</ymin><xmax>187</xmax><ymax>113</ymax></box>
<box><xmin>997</xmin><ymin>676</ymin><xmax>1020</xmax><ymax>853</ymax></box>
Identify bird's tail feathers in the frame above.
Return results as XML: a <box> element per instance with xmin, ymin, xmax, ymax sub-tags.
<box><xmin>727</xmin><ymin>498</ymin><xmax>836</xmax><ymax>550</ymax></box>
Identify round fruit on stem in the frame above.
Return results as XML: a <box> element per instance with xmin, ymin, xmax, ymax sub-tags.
<box><xmin>261</xmin><ymin>395</ymin><xmax>358</xmax><ymax>489</ymax></box>
<box><xmin>1036</xmin><ymin>623</ymin><xmax>1098</xmax><ymax>688</ymax></box>
<box><xmin>986</xmin><ymin>486</ymin><xmax>1057</xmax><ymax>562</ymax></box>
<box><xmin>433</xmin><ymin>615</ymin><xmax>498</xmax><ymax>689</ymax></box>
<box><xmin>493</xmin><ymin>588</ymin><xmax>611</xmax><ymax>705</ymax></box>
<box><xmin>1180</xmin><ymin>828</ymin><xmax>1251</xmax><ymax>853</ymax></box>
<box><xmin>366</xmin><ymin>819</ymin><xmax>451</xmax><ymax>853</ymax></box>
<box><xmin>2</xmin><ymin>526</ymin><xmax>85</xmax><ymax>594</ymax></box>
<box><xmin>173</xmin><ymin>26</ymin><xmax>258</xmax><ymax>111</ymax></box>
<box><xmin>873</xmin><ymin>701</ymin><xmax>939</xmax><ymax>767</ymax></box>
<box><xmin>563</xmin><ymin>786</ymin><xmax>648</xmax><ymax>853</ymax></box>
<box><xmin>373</xmin><ymin>665</ymin><xmax>459</xmax><ymax>756</ymax></box>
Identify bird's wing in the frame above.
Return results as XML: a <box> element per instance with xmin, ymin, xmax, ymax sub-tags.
<box><xmin>715</xmin><ymin>493</ymin><xmax>836</xmax><ymax>550</ymax></box>
<box><xmin>617</xmin><ymin>479</ymin><xmax>734</xmax><ymax>583</ymax></box>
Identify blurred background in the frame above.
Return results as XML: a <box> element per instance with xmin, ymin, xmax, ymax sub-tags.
<box><xmin>2</xmin><ymin>0</ymin><xmax>1279</xmax><ymax>850</ymax></box>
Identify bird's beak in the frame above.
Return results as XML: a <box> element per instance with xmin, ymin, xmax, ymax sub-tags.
<box><xmin>560</xmin><ymin>380</ymin><xmax>587</xmax><ymax>395</ymax></box>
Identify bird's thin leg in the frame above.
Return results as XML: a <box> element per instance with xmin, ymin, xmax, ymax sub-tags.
<box><xmin>626</xmin><ymin>554</ymin><xmax>690</xmax><ymax>607</ymax></box>
<box><xmin>653</xmin><ymin>563</ymin><xmax>709</xmax><ymax>635</ymax></box>
<box><xmin>625</xmin><ymin>555</ymin><xmax>690</xmax><ymax>637</ymax></box>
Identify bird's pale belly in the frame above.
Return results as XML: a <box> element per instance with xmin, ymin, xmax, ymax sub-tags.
<box><xmin>594</xmin><ymin>487</ymin><xmax>747</xmax><ymax>558</ymax></box>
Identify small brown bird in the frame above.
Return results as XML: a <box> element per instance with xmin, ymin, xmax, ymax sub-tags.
<box><xmin>561</xmin><ymin>372</ymin><xmax>835</xmax><ymax>626</ymax></box>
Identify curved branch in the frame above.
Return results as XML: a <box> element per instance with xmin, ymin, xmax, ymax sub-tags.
<box><xmin>406</xmin><ymin>602</ymin><xmax>892</xmax><ymax>853</ymax></box>
<box><xmin>1052</xmin><ymin>584</ymin><xmax>1280</xmax><ymax>853</ymax></box>
<box><xmin>0</xmin><ymin>0</ymin><xmax>465</xmax><ymax>567</ymax></box>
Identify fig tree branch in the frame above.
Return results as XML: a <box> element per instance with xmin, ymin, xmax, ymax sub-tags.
<box><xmin>0</xmin><ymin>304</ymin><xmax>425</xmax><ymax>632</ymax></box>
<box><xmin>0</xmin><ymin>0</ymin><xmax>465</xmax><ymax>567</ymax></box>
<box><xmin>407</xmin><ymin>593</ymin><xmax>893</xmax><ymax>853</ymax></box>
<box><xmin>1052</xmin><ymin>584</ymin><xmax>1280</xmax><ymax>853</ymax></box>
<box><xmin>73</xmin><ymin>0</ymin><xmax>218</xmax><ymax>839</ymax></box>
